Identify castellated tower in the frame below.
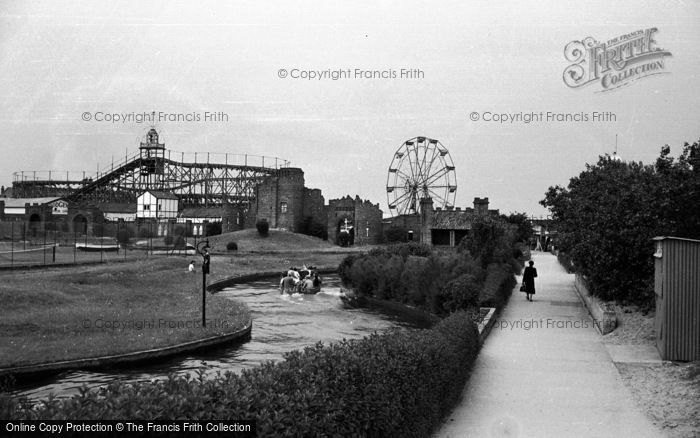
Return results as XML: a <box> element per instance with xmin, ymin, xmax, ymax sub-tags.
<box><xmin>420</xmin><ymin>197</ymin><xmax>434</xmax><ymax>245</ymax></box>
<box><xmin>254</xmin><ymin>167</ymin><xmax>305</xmax><ymax>232</ymax></box>
<box><xmin>474</xmin><ymin>197</ymin><xmax>490</xmax><ymax>216</ymax></box>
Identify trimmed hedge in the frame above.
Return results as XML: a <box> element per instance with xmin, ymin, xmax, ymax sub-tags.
<box><xmin>478</xmin><ymin>263</ymin><xmax>518</xmax><ymax>310</ymax></box>
<box><xmin>339</xmin><ymin>243</ymin><xmax>519</xmax><ymax>315</ymax></box>
<box><xmin>2</xmin><ymin>312</ymin><xmax>480</xmax><ymax>437</ymax></box>
<box><xmin>557</xmin><ymin>251</ymin><xmax>575</xmax><ymax>273</ymax></box>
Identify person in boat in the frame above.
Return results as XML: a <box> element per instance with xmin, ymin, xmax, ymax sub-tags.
<box><xmin>280</xmin><ymin>272</ymin><xmax>297</xmax><ymax>294</ymax></box>
<box><xmin>300</xmin><ymin>274</ymin><xmax>315</xmax><ymax>292</ymax></box>
<box><xmin>312</xmin><ymin>272</ymin><xmax>321</xmax><ymax>288</ymax></box>
<box><xmin>288</xmin><ymin>268</ymin><xmax>300</xmax><ymax>282</ymax></box>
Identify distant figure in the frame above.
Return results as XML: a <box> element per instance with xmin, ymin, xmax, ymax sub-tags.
<box><xmin>312</xmin><ymin>272</ymin><xmax>321</xmax><ymax>288</ymax></box>
<box><xmin>523</xmin><ymin>260</ymin><xmax>538</xmax><ymax>301</ymax></box>
<box><xmin>188</xmin><ymin>260</ymin><xmax>195</xmax><ymax>273</ymax></box>
<box><xmin>202</xmin><ymin>249</ymin><xmax>210</xmax><ymax>274</ymax></box>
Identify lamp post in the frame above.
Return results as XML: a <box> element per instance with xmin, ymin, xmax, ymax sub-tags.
<box><xmin>197</xmin><ymin>240</ymin><xmax>210</xmax><ymax>327</ymax></box>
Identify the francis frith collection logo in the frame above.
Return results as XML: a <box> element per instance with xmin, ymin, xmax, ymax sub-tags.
<box><xmin>563</xmin><ymin>28</ymin><xmax>671</xmax><ymax>92</ymax></box>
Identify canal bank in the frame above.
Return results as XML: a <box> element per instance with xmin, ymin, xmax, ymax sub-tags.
<box><xmin>7</xmin><ymin>273</ymin><xmax>427</xmax><ymax>401</ymax></box>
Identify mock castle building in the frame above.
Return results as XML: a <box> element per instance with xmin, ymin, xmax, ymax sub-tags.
<box><xmin>385</xmin><ymin>197</ymin><xmax>499</xmax><ymax>247</ymax></box>
<box><xmin>326</xmin><ymin>196</ymin><xmax>383</xmax><ymax>246</ymax></box>
<box><xmin>1</xmin><ymin>129</ymin><xmax>497</xmax><ymax>247</ymax></box>
<box><xmin>249</xmin><ymin>169</ymin><xmax>384</xmax><ymax>245</ymax></box>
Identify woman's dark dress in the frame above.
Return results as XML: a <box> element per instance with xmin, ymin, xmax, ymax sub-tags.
<box><xmin>523</xmin><ymin>266</ymin><xmax>538</xmax><ymax>294</ymax></box>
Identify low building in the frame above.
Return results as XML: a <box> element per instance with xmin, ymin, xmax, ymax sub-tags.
<box><xmin>385</xmin><ymin>197</ymin><xmax>499</xmax><ymax>247</ymax></box>
<box><xmin>137</xmin><ymin>190</ymin><xmax>179</xmax><ymax>219</ymax></box>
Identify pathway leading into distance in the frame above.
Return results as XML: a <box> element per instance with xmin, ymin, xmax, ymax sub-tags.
<box><xmin>434</xmin><ymin>252</ymin><xmax>659</xmax><ymax>438</ymax></box>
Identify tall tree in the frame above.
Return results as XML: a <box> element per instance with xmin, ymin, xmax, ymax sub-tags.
<box><xmin>541</xmin><ymin>140</ymin><xmax>700</xmax><ymax>307</ymax></box>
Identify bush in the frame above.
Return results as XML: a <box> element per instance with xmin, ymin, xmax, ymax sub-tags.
<box><xmin>438</xmin><ymin>274</ymin><xmax>481</xmax><ymax>314</ymax></box>
<box><xmin>204</xmin><ymin>222</ymin><xmax>222</xmax><ymax>237</ymax></box>
<box><xmin>541</xmin><ymin>141</ymin><xmax>700</xmax><ymax>306</ymax></box>
<box><xmin>1</xmin><ymin>312</ymin><xmax>480</xmax><ymax>438</ymax></box>
<box><xmin>163</xmin><ymin>235</ymin><xmax>173</xmax><ymax>246</ymax></box>
<box><xmin>385</xmin><ymin>226</ymin><xmax>409</xmax><ymax>243</ymax></box>
<box><xmin>256</xmin><ymin>219</ymin><xmax>269</xmax><ymax>237</ymax></box>
<box><xmin>301</xmin><ymin>216</ymin><xmax>328</xmax><ymax>240</ymax></box>
<box><xmin>557</xmin><ymin>251</ymin><xmax>575</xmax><ymax>273</ymax></box>
<box><xmin>478</xmin><ymin>263</ymin><xmax>517</xmax><ymax>310</ymax></box>
<box><xmin>116</xmin><ymin>228</ymin><xmax>131</xmax><ymax>245</ymax></box>
<box><xmin>340</xmin><ymin>246</ymin><xmax>487</xmax><ymax>313</ymax></box>
<box><xmin>226</xmin><ymin>241</ymin><xmax>238</xmax><ymax>251</ymax></box>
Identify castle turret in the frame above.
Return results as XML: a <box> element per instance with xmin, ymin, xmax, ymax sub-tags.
<box><xmin>474</xmin><ymin>197</ymin><xmax>489</xmax><ymax>216</ymax></box>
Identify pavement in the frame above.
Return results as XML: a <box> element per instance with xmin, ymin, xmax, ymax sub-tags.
<box><xmin>434</xmin><ymin>252</ymin><xmax>661</xmax><ymax>438</ymax></box>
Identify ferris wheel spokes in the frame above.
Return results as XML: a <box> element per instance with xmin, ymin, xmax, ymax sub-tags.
<box><xmin>386</xmin><ymin>136</ymin><xmax>457</xmax><ymax>215</ymax></box>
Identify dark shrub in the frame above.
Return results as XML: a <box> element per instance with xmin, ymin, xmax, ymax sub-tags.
<box><xmin>256</xmin><ymin>219</ymin><xmax>269</xmax><ymax>237</ymax></box>
<box><xmin>557</xmin><ymin>251</ymin><xmax>575</xmax><ymax>273</ymax></box>
<box><xmin>301</xmin><ymin>216</ymin><xmax>328</xmax><ymax>240</ymax></box>
<box><xmin>226</xmin><ymin>241</ymin><xmax>238</xmax><ymax>251</ymax></box>
<box><xmin>385</xmin><ymin>226</ymin><xmax>408</xmax><ymax>243</ymax></box>
<box><xmin>340</xmin><ymin>246</ymin><xmax>489</xmax><ymax>314</ymax></box>
<box><xmin>1</xmin><ymin>313</ymin><xmax>480</xmax><ymax>438</ymax></box>
<box><xmin>369</xmin><ymin>242</ymin><xmax>432</xmax><ymax>260</ymax></box>
<box><xmin>338</xmin><ymin>253</ymin><xmax>361</xmax><ymax>285</ymax></box>
<box><xmin>478</xmin><ymin>263</ymin><xmax>517</xmax><ymax>310</ymax></box>
<box><xmin>204</xmin><ymin>222</ymin><xmax>222</xmax><ymax>237</ymax></box>
<box><xmin>438</xmin><ymin>274</ymin><xmax>481</xmax><ymax>314</ymax></box>
<box><xmin>163</xmin><ymin>235</ymin><xmax>173</xmax><ymax>246</ymax></box>
<box><xmin>541</xmin><ymin>142</ymin><xmax>700</xmax><ymax>307</ymax></box>
<box><xmin>116</xmin><ymin>228</ymin><xmax>131</xmax><ymax>245</ymax></box>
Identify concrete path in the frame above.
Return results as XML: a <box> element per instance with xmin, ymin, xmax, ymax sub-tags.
<box><xmin>434</xmin><ymin>252</ymin><xmax>660</xmax><ymax>438</ymax></box>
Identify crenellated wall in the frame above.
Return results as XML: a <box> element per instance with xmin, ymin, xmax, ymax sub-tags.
<box><xmin>326</xmin><ymin>195</ymin><xmax>383</xmax><ymax>245</ymax></box>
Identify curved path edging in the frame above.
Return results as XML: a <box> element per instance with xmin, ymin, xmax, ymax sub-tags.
<box><xmin>0</xmin><ymin>320</ymin><xmax>252</xmax><ymax>379</ymax></box>
<box><xmin>1</xmin><ymin>267</ymin><xmax>339</xmax><ymax>380</ymax></box>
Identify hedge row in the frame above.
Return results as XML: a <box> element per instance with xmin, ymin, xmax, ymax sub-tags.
<box><xmin>2</xmin><ymin>312</ymin><xmax>480</xmax><ymax>437</ymax></box>
<box><xmin>477</xmin><ymin>263</ymin><xmax>518</xmax><ymax>310</ymax></box>
<box><xmin>339</xmin><ymin>249</ymin><xmax>518</xmax><ymax>315</ymax></box>
<box><xmin>339</xmin><ymin>251</ymin><xmax>483</xmax><ymax>315</ymax></box>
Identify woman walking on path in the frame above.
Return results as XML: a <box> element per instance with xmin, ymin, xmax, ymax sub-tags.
<box><xmin>523</xmin><ymin>260</ymin><xmax>538</xmax><ymax>301</ymax></box>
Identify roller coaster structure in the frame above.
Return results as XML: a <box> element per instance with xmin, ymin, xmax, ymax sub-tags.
<box><xmin>10</xmin><ymin>129</ymin><xmax>289</xmax><ymax>209</ymax></box>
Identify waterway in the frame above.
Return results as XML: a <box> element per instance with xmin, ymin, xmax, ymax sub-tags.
<box><xmin>10</xmin><ymin>274</ymin><xmax>424</xmax><ymax>401</ymax></box>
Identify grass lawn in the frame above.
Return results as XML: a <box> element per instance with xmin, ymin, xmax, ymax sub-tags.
<box><xmin>0</xmin><ymin>230</ymin><xmax>357</xmax><ymax>368</ymax></box>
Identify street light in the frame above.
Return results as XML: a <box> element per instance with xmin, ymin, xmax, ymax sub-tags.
<box><xmin>197</xmin><ymin>240</ymin><xmax>210</xmax><ymax>327</ymax></box>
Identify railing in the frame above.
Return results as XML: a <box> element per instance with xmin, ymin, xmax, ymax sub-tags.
<box><xmin>13</xmin><ymin>150</ymin><xmax>290</xmax><ymax>183</ymax></box>
<box><xmin>0</xmin><ymin>219</ymin><xmax>203</xmax><ymax>268</ymax></box>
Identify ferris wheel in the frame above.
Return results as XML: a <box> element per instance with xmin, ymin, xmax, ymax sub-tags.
<box><xmin>386</xmin><ymin>136</ymin><xmax>457</xmax><ymax>215</ymax></box>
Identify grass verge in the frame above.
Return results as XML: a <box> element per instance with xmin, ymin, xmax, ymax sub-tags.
<box><xmin>0</xmin><ymin>248</ymin><xmax>350</xmax><ymax>369</ymax></box>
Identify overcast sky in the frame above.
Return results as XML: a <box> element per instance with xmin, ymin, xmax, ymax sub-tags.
<box><xmin>1</xmin><ymin>0</ymin><xmax>699</xmax><ymax>217</ymax></box>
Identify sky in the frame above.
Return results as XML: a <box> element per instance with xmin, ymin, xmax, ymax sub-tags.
<box><xmin>1</xmin><ymin>0</ymin><xmax>699</xmax><ymax>218</ymax></box>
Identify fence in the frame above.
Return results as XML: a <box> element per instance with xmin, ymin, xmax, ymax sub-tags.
<box><xmin>0</xmin><ymin>219</ymin><xmax>204</xmax><ymax>268</ymax></box>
